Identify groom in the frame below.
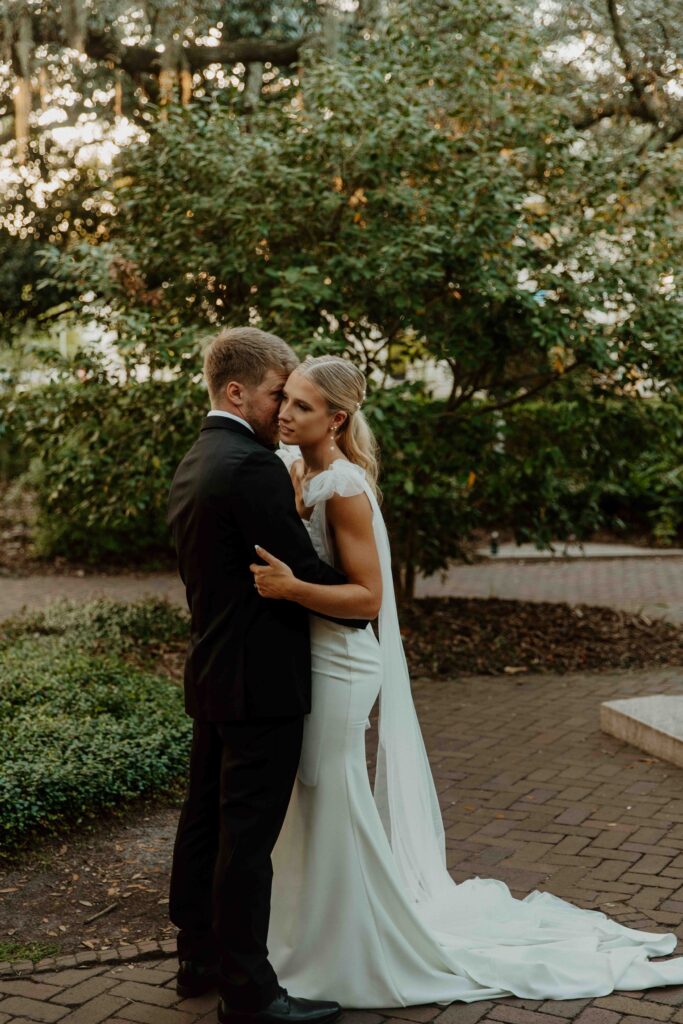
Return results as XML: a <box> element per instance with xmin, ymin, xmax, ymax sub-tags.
<box><xmin>167</xmin><ymin>327</ymin><xmax>365</xmax><ymax>1024</ymax></box>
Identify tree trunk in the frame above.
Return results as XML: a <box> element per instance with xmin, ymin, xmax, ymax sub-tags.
<box><xmin>180</xmin><ymin>57</ymin><xmax>192</xmax><ymax>107</ymax></box>
<box><xmin>61</xmin><ymin>0</ymin><xmax>86</xmax><ymax>52</ymax></box>
<box><xmin>159</xmin><ymin>67</ymin><xmax>175</xmax><ymax>117</ymax></box>
<box><xmin>38</xmin><ymin>66</ymin><xmax>47</xmax><ymax>109</ymax></box>
<box><xmin>13</xmin><ymin>76</ymin><xmax>30</xmax><ymax>163</ymax></box>
<box><xmin>404</xmin><ymin>556</ymin><xmax>416</xmax><ymax>602</ymax></box>
<box><xmin>323</xmin><ymin>8</ymin><xmax>340</xmax><ymax>58</ymax></box>
<box><xmin>391</xmin><ymin>559</ymin><xmax>405</xmax><ymax>606</ymax></box>
<box><xmin>394</xmin><ymin>512</ymin><xmax>417</xmax><ymax>605</ymax></box>
<box><xmin>114</xmin><ymin>70</ymin><xmax>123</xmax><ymax>117</ymax></box>
<box><xmin>243</xmin><ymin>62</ymin><xmax>263</xmax><ymax>112</ymax></box>
<box><xmin>159</xmin><ymin>30</ymin><xmax>177</xmax><ymax>119</ymax></box>
<box><xmin>13</xmin><ymin>12</ymin><xmax>33</xmax><ymax>164</ymax></box>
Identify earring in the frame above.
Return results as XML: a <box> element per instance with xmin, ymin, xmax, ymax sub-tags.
<box><xmin>329</xmin><ymin>425</ymin><xmax>336</xmax><ymax>451</ymax></box>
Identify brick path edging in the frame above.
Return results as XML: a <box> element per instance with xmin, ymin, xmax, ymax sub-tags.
<box><xmin>0</xmin><ymin>937</ymin><xmax>177</xmax><ymax>978</ymax></box>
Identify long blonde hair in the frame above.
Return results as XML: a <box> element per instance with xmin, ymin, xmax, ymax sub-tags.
<box><xmin>299</xmin><ymin>355</ymin><xmax>380</xmax><ymax>496</ymax></box>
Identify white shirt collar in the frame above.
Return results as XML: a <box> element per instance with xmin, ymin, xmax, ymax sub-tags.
<box><xmin>207</xmin><ymin>410</ymin><xmax>255</xmax><ymax>435</ymax></box>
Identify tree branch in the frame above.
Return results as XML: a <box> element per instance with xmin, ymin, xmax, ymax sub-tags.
<box><xmin>571</xmin><ymin>94</ymin><xmax>659</xmax><ymax>130</ymax></box>
<box><xmin>29</xmin><ymin>19</ymin><xmax>307</xmax><ymax>76</ymax></box>
<box><xmin>605</xmin><ymin>0</ymin><xmax>661</xmax><ymax>125</ymax></box>
<box><xmin>454</xmin><ymin>360</ymin><xmax>585</xmax><ymax>419</ymax></box>
<box><xmin>570</xmin><ymin>3</ymin><xmax>683</xmax><ymax>139</ymax></box>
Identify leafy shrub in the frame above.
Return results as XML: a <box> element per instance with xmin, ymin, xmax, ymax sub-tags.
<box><xmin>0</xmin><ymin>599</ymin><xmax>192</xmax><ymax>847</ymax></box>
<box><xmin>367</xmin><ymin>384</ymin><xmax>498</xmax><ymax>599</ymax></box>
<box><xmin>598</xmin><ymin>399</ymin><xmax>683</xmax><ymax>546</ymax></box>
<box><xmin>8</xmin><ymin>372</ymin><xmax>683</xmax><ymax>585</ymax></box>
<box><xmin>486</xmin><ymin>395</ymin><xmax>683</xmax><ymax>548</ymax></box>
<box><xmin>21</xmin><ymin>375</ymin><xmax>205</xmax><ymax>562</ymax></box>
<box><xmin>368</xmin><ymin>388</ymin><xmax>683</xmax><ymax>598</ymax></box>
<box><xmin>0</xmin><ymin>595</ymin><xmax>189</xmax><ymax>653</ymax></box>
<box><xmin>0</xmin><ymin>388</ymin><xmax>31</xmax><ymax>482</ymax></box>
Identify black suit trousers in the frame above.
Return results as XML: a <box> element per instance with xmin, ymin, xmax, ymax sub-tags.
<box><xmin>168</xmin><ymin>716</ymin><xmax>304</xmax><ymax>1009</ymax></box>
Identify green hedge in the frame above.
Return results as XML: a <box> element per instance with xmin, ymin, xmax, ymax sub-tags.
<box><xmin>19</xmin><ymin>376</ymin><xmax>206</xmax><ymax>561</ymax></box>
<box><xmin>0</xmin><ymin>388</ymin><xmax>30</xmax><ymax>482</ymax></box>
<box><xmin>3</xmin><ymin>375</ymin><xmax>682</xmax><ymax>576</ymax></box>
<box><xmin>485</xmin><ymin>395</ymin><xmax>683</xmax><ymax>548</ymax></box>
<box><xmin>0</xmin><ymin>599</ymin><xmax>192</xmax><ymax>847</ymax></box>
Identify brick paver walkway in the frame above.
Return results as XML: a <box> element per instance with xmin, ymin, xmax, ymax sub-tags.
<box><xmin>4</xmin><ymin>665</ymin><xmax>683</xmax><ymax>1023</ymax></box>
<box><xmin>2</xmin><ymin>555</ymin><xmax>683</xmax><ymax>624</ymax></box>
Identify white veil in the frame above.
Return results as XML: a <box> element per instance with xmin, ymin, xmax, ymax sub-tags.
<box><xmin>363</xmin><ymin>486</ymin><xmax>454</xmax><ymax>905</ymax></box>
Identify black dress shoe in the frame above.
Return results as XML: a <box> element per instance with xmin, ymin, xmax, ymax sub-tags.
<box><xmin>218</xmin><ymin>987</ymin><xmax>342</xmax><ymax>1024</ymax></box>
<box><xmin>176</xmin><ymin>959</ymin><xmax>219</xmax><ymax>998</ymax></box>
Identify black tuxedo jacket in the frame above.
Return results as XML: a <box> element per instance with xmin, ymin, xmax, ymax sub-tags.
<box><xmin>168</xmin><ymin>415</ymin><xmax>366</xmax><ymax>721</ymax></box>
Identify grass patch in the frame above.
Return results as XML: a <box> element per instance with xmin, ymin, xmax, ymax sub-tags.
<box><xmin>0</xmin><ymin>940</ymin><xmax>60</xmax><ymax>964</ymax></box>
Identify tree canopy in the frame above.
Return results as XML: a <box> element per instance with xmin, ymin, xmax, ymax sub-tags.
<box><xmin>2</xmin><ymin>0</ymin><xmax>681</xmax><ymax>581</ymax></box>
<box><xmin>2</xmin><ymin>1</ymin><xmax>682</xmax><ymax>367</ymax></box>
<box><xmin>29</xmin><ymin>0</ymin><xmax>681</xmax><ymax>405</ymax></box>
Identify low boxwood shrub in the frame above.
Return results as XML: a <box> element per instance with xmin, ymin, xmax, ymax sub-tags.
<box><xmin>0</xmin><ymin>594</ymin><xmax>189</xmax><ymax>653</ymax></box>
<box><xmin>0</xmin><ymin>599</ymin><xmax>192</xmax><ymax>848</ymax></box>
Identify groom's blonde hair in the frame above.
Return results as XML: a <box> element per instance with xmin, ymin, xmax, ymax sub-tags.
<box><xmin>203</xmin><ymin>327</ymin><xmax>298</xmax><ymax>404</ymax></box>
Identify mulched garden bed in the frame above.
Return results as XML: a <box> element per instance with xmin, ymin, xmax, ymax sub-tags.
<box><xmin>129</xmin><ymin>596</ymin><xmax>683</xmax><ymax>684</ymax></box>
<box><xmin>0</xmin><ymin>792</ymin><xmax>184</xmax><ymax>963</ymax></box>
<box><xmin>401</xmin><ymin>597</ymin><xmax>683</xmax><ymax>678</ymax></box>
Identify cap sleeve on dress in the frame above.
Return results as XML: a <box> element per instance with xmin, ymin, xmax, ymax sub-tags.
<box><xmin>303</xmin><ymin>460</ymin><xmax>367</xmax><ymax>506</ymax></box>
<box><xmin>276</xmin><ymin>443</ymin><xmax>303</xmax><ymax>471</ymax></box>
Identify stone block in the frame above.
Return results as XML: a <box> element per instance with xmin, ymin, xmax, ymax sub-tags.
<box><xmin>601</xmin><ymin>697</ymin><xmax>683</xmax><ymax>768</ymax></box>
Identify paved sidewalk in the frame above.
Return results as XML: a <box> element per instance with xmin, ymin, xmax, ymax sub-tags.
<box><xmin>479</xmin><ymin>544</ymin><xmax>683</xmax><ymax>561</ymax></box>
<box><xmin>476</xmin><ymin>541</ymin><xmax>683</xmax><ymax>560</ymax></box>
<box><xmin>2</xmin><ymin>555</ymin><xmax>683</xmax><ymax>625</ymax></box>
<box><xmin>4</xmin><ymin>665</ymin><xmax>683</xmax><ymax>1023</ymax></box>
<box><xmin>0</xmin><ymin>573</ymin><xmax>185</xmax><ymax>623</ymax></box>
<box><xmin>415</xmin><ymin>556</ymin><xmax>683</xmax><ymax>624</ymax></box>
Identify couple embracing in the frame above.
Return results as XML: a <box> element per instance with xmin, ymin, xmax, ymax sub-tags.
<box><xmin>167</xmin><ymin>327</ymin><xmax>683</xmax><ymax>1024</ymax></box>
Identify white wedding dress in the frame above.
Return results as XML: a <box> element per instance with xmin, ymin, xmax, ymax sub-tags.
<box><xmin>268</xmin><ymin>451</ymin><xmax>683</xmax><ymax>1008</ymax></box>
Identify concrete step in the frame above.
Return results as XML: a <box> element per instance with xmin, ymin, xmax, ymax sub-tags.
<box><xmin>601</xmin><ymin>694</ymin><xmax>683</xmax><ymax>768</ymax></box>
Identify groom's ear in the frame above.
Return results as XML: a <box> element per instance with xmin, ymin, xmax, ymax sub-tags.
<box><xmin>225</xmin><ymin>380</ymin><xmax>245</xmax><ymax>407</ymax></box>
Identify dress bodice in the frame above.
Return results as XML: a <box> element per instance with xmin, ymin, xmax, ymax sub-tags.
<box><xmin>276</xmin><ymin>447</ymin><xmax>368</xmax><ymax>566</ymax></box>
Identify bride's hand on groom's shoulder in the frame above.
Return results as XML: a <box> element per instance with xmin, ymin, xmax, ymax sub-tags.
<box><xmin>289</xmin><ymin>460</ymin><xmax>311</xmax><ymax>520</ymax></box>
<box><xmin>250</xmin><ymin>545</ymin><xmax>297</xmax><ymax>600</ymax></box>
<box><xmin>289</xmin><ymin>458</ymin><xmax>305</xmax><ymax>486</ymax></box>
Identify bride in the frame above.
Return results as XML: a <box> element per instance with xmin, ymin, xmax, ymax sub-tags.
<box><xmin>250</xmin><ymin>354</ymin><xmax>683</xmax><ymax>1008</ymax></box>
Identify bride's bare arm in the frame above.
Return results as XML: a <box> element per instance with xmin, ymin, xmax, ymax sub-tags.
<box><xmin>250</xmin><ymin>492</ymin><xmax>382</xmax><ymax>619</ymax></box>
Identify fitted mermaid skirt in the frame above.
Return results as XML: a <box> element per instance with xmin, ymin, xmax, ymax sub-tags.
<box><xmin>268</xmin><ymin>616</ymin><xmax>683</xmax><ymax>1008</ymax></box>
